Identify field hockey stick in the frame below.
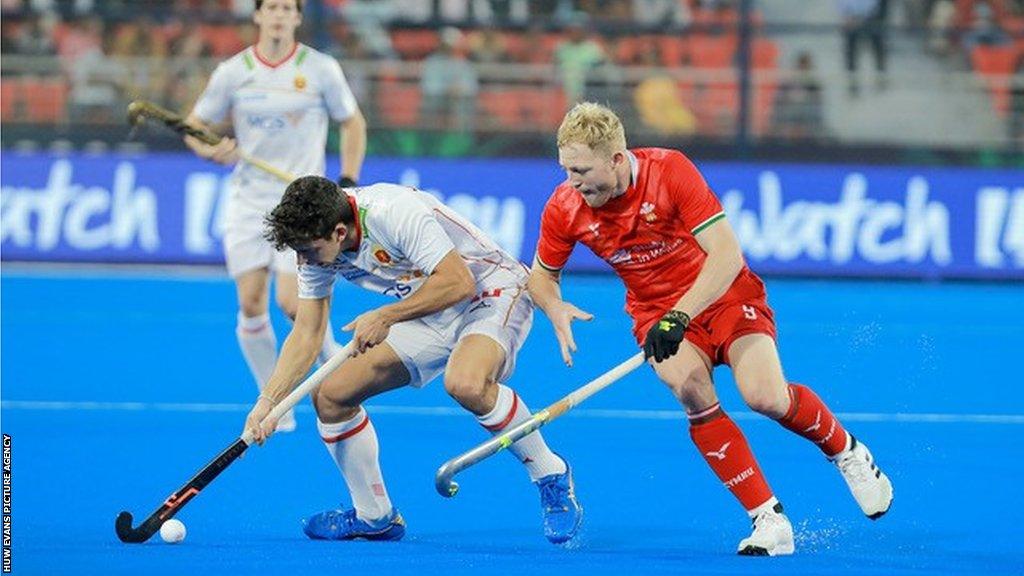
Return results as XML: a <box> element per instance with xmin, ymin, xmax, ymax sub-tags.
<box><xmin>114</xmin><ymin>341</ymin><xmax>354</xmax><ymax>543</ymax></box>
<box><xmin>126</xmin><ymin>99</ymin><xmax>296</xmax><ymax>183</ymax></box>
<box><xmin>435</xmin><ymin>351</ymin><xmax>646</xmax><ymax>498</ymax></box>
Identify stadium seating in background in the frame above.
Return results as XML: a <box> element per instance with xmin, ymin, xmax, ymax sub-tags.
<box><xmin>971</xmin><ymin>43</ymin><xmax>1021</xmax><ymax>116</ymax></box>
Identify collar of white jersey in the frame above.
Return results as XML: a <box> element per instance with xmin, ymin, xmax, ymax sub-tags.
<box><xmin>251</xmin><ymin>42</ymin><xmax>301</xmax><ymax>69</ymax></box>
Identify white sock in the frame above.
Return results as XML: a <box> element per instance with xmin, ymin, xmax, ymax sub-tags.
<box><xmin>318</xmin><ymin>407</ymin><xmax>393</xmax><ymax>522</ymax></box>
<box><xmin>477</xmin><ymin>384</ymin><xmax>566</xmax><ymax>481</ymax></box>
<box><xmin>318</xmin><ymin>319</ymin><xmax>343</xmax><ymax>365</ymax></box>
<box><xmin>236</xmin><ymin>312</ymin><xmax>277</xmax><ymax>390</ymax></box>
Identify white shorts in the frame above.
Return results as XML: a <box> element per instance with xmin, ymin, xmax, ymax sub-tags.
<box><xmin>222</xmin><ymin>181</ymin><xmax>296</xmax><ymax>278</ymax></box>
<box><xmin>386</xmin><ymin>284</ymin><xmax>534</xmax><ymax>388</ymax></box>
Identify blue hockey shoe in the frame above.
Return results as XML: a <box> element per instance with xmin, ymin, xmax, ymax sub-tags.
<box><xmin>302</xmin><ymin>507</ymin><xmax>405</xmax><ymax>541</ymax></box>
<box><xmin>536</xmin><ymin>459</ymin><xmax>583</xmax><ymax>544</ymax></box>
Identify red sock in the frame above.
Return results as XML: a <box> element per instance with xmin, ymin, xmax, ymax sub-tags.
<box><xmin>688</xmin><ymin>404</ymin><xmax>775</xmax><ymax>512</ymax></box>
<box><xmin>777</xmin><ymin>383</ymin><xmax>849</xmax><ymax>457</ymax></box>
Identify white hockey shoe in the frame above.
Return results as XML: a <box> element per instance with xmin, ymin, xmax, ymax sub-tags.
<box><xmin>831</xmin><ymin>435</ymin><xmax>893</xmax><ymax>519</ymax></box>
<box><xmin>737</xmin><ymin>503</ymin><xmax>795</xmax><ymax>556</ymax></box>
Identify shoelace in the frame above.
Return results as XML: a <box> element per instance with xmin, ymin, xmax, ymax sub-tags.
<box><xmin>837</xmin><ymin>450</ymin><xmax>873</xmax><ymax>484</ymax></box>
<box><xmin>539</xmin><ymin>480</ymin><xmax>570</xmax><ymax>513</ymax></box>
<box><xmin>751</xmin><ymin>511</ymin><xmax>783</xmax><ymax>534</ymax></box>
<box><xmin>321</xmin><ymin>509</ymin><xmax>357</xmax><ymax>530</ymax></box>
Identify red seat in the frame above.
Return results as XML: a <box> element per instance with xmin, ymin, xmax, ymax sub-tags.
<box><xmin>390</xmin><ymin>29</ymin><xmax>439</xmax><ymax>61</ymax></box>
<box><xmin>21</xmin><ymin>78</ymin><xmax>68</xmax><ymax>123</ymax></box>
<box><xmin>478</xmin><ymin>90</ymin><xmax>523</xmax><ymax>128</ymax></box>
<box><xmin>1</xmin><ymin>80</ymin><xmax>18</xmax><ymax>121</ymax></box>
<box><xmin>377</xmin><ymin>78</ymin><xmax>421</xmax><ymax>127</ymax></box>
<box><xmin>199</xmin><ymin>24</ymin><xmax>244</xmax><ymax>56</ymax></box>
<box><xmin>751</xmin><ymin>38</ymin><xmax>779</xmax><ymax>69</ymax></box>
<box><xmin>689</xmin><ymin>34</ymin><xmax>737</xmax><ymax>68</ymax></box>
<box><xmin>971</xmin><ymin>45</ymin><xmax>1018</xmax><ymax>116</ymax></box>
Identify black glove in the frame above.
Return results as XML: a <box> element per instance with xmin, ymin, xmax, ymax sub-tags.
<box><xmin>643</xmin><ymin>310</ymin><xmax>690</xmax><ymax>363</ymax></box>
<box><xmin>338</xmin><ymin>176</ymin><xmax>358</xmax><ymax>188</ymax></box>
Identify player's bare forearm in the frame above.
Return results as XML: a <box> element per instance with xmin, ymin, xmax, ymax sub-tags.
<box><xmin>340</xmin><ymin>109</ymin><xmax>367</xmax><ymax>182</ymax></box>
<box><xmin>377</xmin><ymin>250</ymin><xmax>475</xmax><ymax>325</ymax></box>
<box><xmin>671</xmin><ymin>221</ymin><xmax>744</xmax><ymax>318</ymax></box>
<box><xmin>260</xmin><ymin>298</ymin><xmax>328</xmax><ymax>404</ymax></box>
<box><xmin>527</xmin><ymin>262</ymin><xmax>564</xmax><ymax>316</ymax></box>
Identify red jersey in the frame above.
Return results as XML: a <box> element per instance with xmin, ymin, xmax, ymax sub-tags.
<box><xmin>536</xmin><ymin>147</ymin><xmax>766</xmax><ymax>340</ymax></box>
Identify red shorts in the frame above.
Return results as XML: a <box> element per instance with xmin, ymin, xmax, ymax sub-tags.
<box><xmin>633</xmin><ymin>296</ymin><xmax>776</xmax><ymax>367</ymax></box>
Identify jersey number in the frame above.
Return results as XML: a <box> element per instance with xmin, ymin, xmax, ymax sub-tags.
<box><xmin>742</xmin><ymin>305</ymin><xmax>758</xmax><ymax>320</ymax></box>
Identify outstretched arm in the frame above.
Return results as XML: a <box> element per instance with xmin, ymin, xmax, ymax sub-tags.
<box><xmin>528</xmin><ymin>261</ymin><xmax>593</xmax><ymax>367</ymax></box>
<box><xmin>244</xmin><ymin>296</ymin><xmax>329</xmax><ymax>443</ymax></box>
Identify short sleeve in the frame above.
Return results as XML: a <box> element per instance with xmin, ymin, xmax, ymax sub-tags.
<box><xmin>376</xmin><ymin>193</ymin><xmax>456</xmax><ymax>276</ymax></box>
<box><xmin>666</xmin><ymin>151</ymin><xmax>725</xmax><ymax>235</ymax></box>
<box><xmin>535</xmin><ymin>197</ymin><xmax>576</xmax><ymax>271</ymax></box>
<box><xmin>192</xmin><ymin>63</ymin><xmax>233</xmax><ymax>125</ymax></box>
<box><xmin>298</xmin><ymin>261</ymin><xmax>337</xmax><ymax>300</ymax></box>
<box><xmin>321</xmin><ymin>58</ymin><xmax>358</xmax><ymax>122</ymax></box>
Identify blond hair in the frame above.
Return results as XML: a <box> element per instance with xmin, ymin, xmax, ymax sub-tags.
<box><xmin>556</xmin><ymin>102</ymin><xmax>627</xmax><ymax>154</ymax></box>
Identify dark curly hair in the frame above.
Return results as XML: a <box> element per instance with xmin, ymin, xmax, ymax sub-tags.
<box><xmin>256</xmin><ymin>0</ymin><xmax>303</xmax><ymax>12</ymax></box>
<box><xmin>263</xmin><ymin>175</ymin><xmax>354</xmax><ymax>251</ymax></box>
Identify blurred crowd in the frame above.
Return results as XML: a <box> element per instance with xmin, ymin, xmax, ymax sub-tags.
<box><xmin>1</xmin><ymin>0</ymin><xmax>1021</xmax><ymax>145</ymax></box>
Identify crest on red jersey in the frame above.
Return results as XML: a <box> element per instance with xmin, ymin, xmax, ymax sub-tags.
<box><xmin>640</xmin><ymin>202</ymin><xmax>657</xmax><ymax>223</ymax></box>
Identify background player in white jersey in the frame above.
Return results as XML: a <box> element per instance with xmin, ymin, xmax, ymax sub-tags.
<box><xmin>241</xmin><ymin>176</ymin><xmax>584</xmax><ymax>544</ymax></box>
<box><xmin>184</xmin><ymin>0</ymin><xmax>366</xmax><ymax>430</ymax></box>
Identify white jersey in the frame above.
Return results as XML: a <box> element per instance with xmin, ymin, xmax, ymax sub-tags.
<box><xmin>299</xmin><ymin>183</ymin><xmax>529</xmax><ymax>319</ymax></box>
<box><xmin>193</xmin><ymin>43</ymin><xmax>357</xmax><ymax>206</ymax></box>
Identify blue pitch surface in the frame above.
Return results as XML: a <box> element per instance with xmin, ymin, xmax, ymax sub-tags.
<box><xmin>2</xmin><ymin>269</ymin><xmax>1022</xmax><ymax>575</ymax></box>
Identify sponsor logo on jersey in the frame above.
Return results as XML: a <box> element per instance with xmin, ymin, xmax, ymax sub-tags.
<box><xmin>588</xmin><ymin>222</ymin><xmax>600</xmax><ymax>237</ymax></box>
<box><xmin>640</xmin><ymin>201</ymin><xmax>658</xmax><ymax>223</ymax></box>
<box><xmin>246</xmin><ymin>114</ymin><xmax>286</xmax><ymax>129</ymax></box>
<box><xmin>606</xmin><ymin>239</ymin><xmax>684</xmax><ymax>267</ymax></box>
<box><xmin>294</xmin><ymin>74</ymin><xmax>307</xmax><ymax>90</ymax></box>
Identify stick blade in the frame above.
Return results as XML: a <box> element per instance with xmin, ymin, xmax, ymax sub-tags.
<box><xmin>115</xmin><ymin>511</ymin><xmax>154</xmax><ymax>543</ymax></box>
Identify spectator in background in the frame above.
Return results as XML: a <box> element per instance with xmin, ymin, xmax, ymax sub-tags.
<box><xmin>554</xmin><ymin>14</ymin><xmax>607</xmax><ymax>105</ymax></box>
<box><xmin>632</xmin><ymin>40</ymin><xmax>697</xmax><ymax>136</ymax></box>
<box><xmin>420</xmin><ymin>27</ymin><xmax>479</xmax><ymax>132</ymax></box>
<box><xmin>772</xmin><ymin>51</ymin><xmax>825</xmax><ymax>141</ymax></box>
<box><xmin>926</xmin><ymin>0</ymin><xmax>956</xmax><ymax>55</ymax></box>
<box><xmin>839</xmin><ymin>0</ymin><xmax>889</xmax><ymax>96</ymax></box>
<box><xmin>109</xmin><ymin>18</ymin><xmax>169</xmax><ymax>108</ymax></box>
<box><xmin>11</xmin><ymin>12</ymin><xmax>58</xmax><ymax>56</ymax></box>
<box><xmin>468</xmin><ymin>28</ymin><xmax>511</xmax><ymax>64</ymax></box>
<box><xmin>164</xmin><ymin>25</ymin><xmax>213</xmax><ymax>110</ymax></box>
<box><xmin>340</xmin><ymin>0</ymin><xmax>397</xmax><ymax>59</ymax></box>
<box><xmin>961</xmin><ymin>2</ymin><xmax>1011</xmax><ymax>52</ymax></box>
<box><xmin>59</xmin><ymin>16</ymin><xmax>121</xmax><ymax>122</ymax></box>
<box><xmin>633</xmin><ymin>0</ymin><xmax>691</xmax><ymax>29</ymax></box>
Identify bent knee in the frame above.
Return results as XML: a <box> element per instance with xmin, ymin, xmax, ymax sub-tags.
<box><xmin>314</xmin><ymin>391</ymin><xmax>361</xmax><ymax>423</ymax></box>
<box><xmin>444</xmin><ymin>370</ymin><xmax>490</xmax><ymax>407</ymax></box>
<box><xmin>662</xmin><ymin>370</ymin><xmax>714</xmax><ymax>406</ymax></box>
<box><xmin>740</xmin><ymin>383</ymin><xmax>790</xmax><ymax>417</ymax></box>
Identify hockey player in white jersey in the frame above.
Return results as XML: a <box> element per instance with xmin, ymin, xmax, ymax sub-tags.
<box><xmin>242</xmin><ymin>176</ymin><xmax>584</xmax><ymax>545</ymax></box>
<box><xmin>184</xmin><ymin>0</ymin><xmax>366</xmax><ymax>432</ymax></box>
